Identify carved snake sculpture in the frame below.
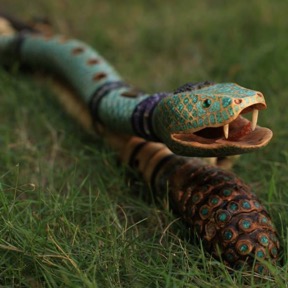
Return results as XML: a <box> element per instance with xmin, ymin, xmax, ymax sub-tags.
<box><xmin>0</xmin><ymin>14</ymin><xmax>280</xmax><ymax>273</ymax></box>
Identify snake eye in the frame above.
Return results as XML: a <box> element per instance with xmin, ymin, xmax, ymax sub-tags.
<box><xmin>203</xmin><ymin>99</ymin><xmax>211</xmax><ymax>108</ymax></box>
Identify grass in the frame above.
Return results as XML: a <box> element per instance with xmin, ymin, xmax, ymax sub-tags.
<box><xmin>0</xmin><ymin>0</ymin><xmax>287</xmax><ymax>286</ymax></box>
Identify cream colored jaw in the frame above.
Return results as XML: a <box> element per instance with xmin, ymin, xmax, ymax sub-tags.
<box><xmin>223</xmin><ymin>109</ymin><xmax>259</xmax><ymax>139</ymax></box>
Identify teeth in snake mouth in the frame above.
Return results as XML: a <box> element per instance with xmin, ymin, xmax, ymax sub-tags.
<box><xmin>251</xmin><ymin>109</ymin><xmax>258</xmax><ymax>131</ymax></box>
<box><xmin>223</xmin><ymin>124</ymin><xmax>229</xmax><ymax>139</ymax></box>
<box><xmin>222</xmin><ymin>109</ymin><xmax>259</xmax><ymax>139</ymax></box>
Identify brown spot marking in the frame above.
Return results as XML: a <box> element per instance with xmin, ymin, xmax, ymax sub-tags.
<box><xmin>234</xmin><ymin>99</ymin><xmax>242</xmax><ymax>104</ymax></box>
<box><xmin>87</xmin><ymin>58</ymin><xmax>100</xmax><ymax>65</ymax></box>
<box><xmin>72</xmin><ymin>47</ymin><xmax>85</xmax><ymax>55</ymax></box>
<box><xmin>58</xmin><ymin>35</ymin><xmax>69</xmax><ymax>43</ymax></box>
<box><xmin>43</xmin><ymin>34</ymin><xmax>53</xmax><ymax>40</ymax></box>
<box><xmin>93</xmin><ymin>72</ymin><xmax>107</xmax><ymax>81</ymax></box>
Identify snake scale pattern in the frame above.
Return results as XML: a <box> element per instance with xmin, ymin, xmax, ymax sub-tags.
<box><xmin>0</xmin><ymin>14</ymin><xmax>280</xmax><ymax>273</ymax></box>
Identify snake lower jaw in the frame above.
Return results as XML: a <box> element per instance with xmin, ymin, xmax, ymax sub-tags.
<box><xmin>170</xmin><ymin>116</ymin><xmax>273</xmax><ymax>157</ymax></box>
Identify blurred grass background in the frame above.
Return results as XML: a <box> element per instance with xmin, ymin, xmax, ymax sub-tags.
<box><xmin>0</xmin><ymin>0</ymin><xmax>287</xmax><ymax>286</ymax></box>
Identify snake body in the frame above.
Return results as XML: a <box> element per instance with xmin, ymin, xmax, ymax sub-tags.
<box><xmin>0</xmin><ymin>15</ymin><xmax>280</xmax><ymax>272</ymax></box>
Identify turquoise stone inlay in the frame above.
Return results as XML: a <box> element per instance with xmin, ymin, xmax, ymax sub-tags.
<box><xmin>210</xmin><ymin>197</ymin><xmax>219</xmax><ymax>205</ymax></box>
<box><xmin>222</xmin><ymin>97</ymin><xmax>232</xmax><ymax>107</ymax></box>
<box><xmin>242</xmin><ymin>201</ymin><xmax>251</xmax><ymax>209</ymax></box>
<box><xmin>256</xmin><ymin>250</ymin><xmax>265</xmax><ymax>258</ymax></box>
<box><xmin>241</xmin><ymin>219</ymin><xmax>252</xmax><ymax>229</ymax></box>
<box><xmin>254</xmin><ymin>201</ymin><xmax>260</xmax><ymax>208</ymax></box>
<box><xmin>259</xmin><ymin>235</ymin><xmax>269</xmax><ymax>246</ymax></box>
<box><xmin>210</xmin><ymin>101</ymin><xmax>220</xmax><ymax>112</ymax></box>
<box><xmin>178</xmin><ymin>103</ymin><xmax>184</xmax><ymax>111</ymax></box>
<box><xmin>260</xmin><ymin>217</ymin><xmax>268</xmax><ymax>224</ymax></box>
<box><xmin>192</xmin><ymin>194</ymin><xmax>200</xmax><ymax>203</ymax></box>
<box><xmin>222</xmin><ymin>110</ymin><xmax>229</xmax><ymax>121</ymax></box>
<box><xmin>192</xmin><ymin>95</ymin><xmax>198</xmax><ymax>103</ymax></box>
<box><xmin>210</xmin><ymin>114</ymin><xmax>216</xmax><ymax>124</ymax></box>
<box><xmin>226</xmin><ymin>253</ymin><xmax>234</xmax><ymax>262</ymax></box>
<box><xmin>216</xmin><ymin>111</ymin><xmax>223</xmax><ymax>123</ymax></box>
<box><xmin>256</xmin><ymin>265</ymin><xmax>265</xmax><ymax>273</ymax></box>
<box><xmin>271</xmin><ymin>247</ymin><xmax>278</xmax><ymax>257</ymax></box>
<box><xmin>222</xmin><ymin>189</ymin><xmax>232</xmax><ymax>196</ymax></box>
<box><xmin>223</xmin><ymin>229</ymin><xmax>233</xmax><ymax>241</ymax></box>
<box><xmin>200</xmin><ymin>206</ymin><xmax>209</xmax><ymax>216</ymax></box>
<box><xmin>218</xmin><ymin>212</ymin><xmax>228</xmax><ymax>222</ymax></box>
<box><xmin>239</xmin><ymin>244</ymin><xmax>249</xmax><ymax>254</ymax></box>
<box><xmin>228</xmin><ymin>202</ymin><xmax>238</xmax><ymax>211</ymax></box>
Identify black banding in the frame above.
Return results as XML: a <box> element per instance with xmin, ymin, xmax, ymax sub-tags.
<box><xmin>12</xmin><ymin>33</ymin><xmax>27</xmax><ymax>59</ymax></box>
<box><xmin>89</xmin><ymin>81</ymin><xmax>129</xmax><ymax>123</ymax></box>
<box><xmin>150</xmin><ymin>154</ymin><xmax>176</xmax><ymax>192</ymax></box>
<box><xmin>1</xmin><ymin>33</ymin><xmax>28</xmax><ymax>67</ymax></box>
<box><xmin>131</xmin><ymin>92</ymin><xmax>169</xmax><ymax>141</ymax></box>
<box><xmin>0</xmin><ymin>13</ymin><xmax>38</xmax><ymax>33</ymax></box>
<box><xmin>128</xmin><ymin>141</ymin><xmax>148</xmax><ymax>168</ymax></box>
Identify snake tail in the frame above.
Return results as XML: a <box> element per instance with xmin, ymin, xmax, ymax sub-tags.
<box><xmin>116</xmin><ymin>138</ymin><xmax>280</xmax><ymax>272</ymax></box>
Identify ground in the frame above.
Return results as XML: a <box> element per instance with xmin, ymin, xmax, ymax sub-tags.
<box><xmin>0</xmin><ymin>1</ymin><xmax>287</xmax><ymax>287</ymax></box>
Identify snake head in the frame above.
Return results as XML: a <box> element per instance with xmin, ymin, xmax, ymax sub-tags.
<box><xmin>153</xmin><ymin>83</ymin><xmax>272</xmax><ymax>157</ymax></box>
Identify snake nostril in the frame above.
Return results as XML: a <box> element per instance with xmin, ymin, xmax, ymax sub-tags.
<box><xmin>234</xmin><ymin>99</ymin><xmax>242</xmax><ymax>104</ymax></box>
<box><xmin>257</xmin><ymin>92</ymin><xmax>263</xmax><ymax>98</ymax></box>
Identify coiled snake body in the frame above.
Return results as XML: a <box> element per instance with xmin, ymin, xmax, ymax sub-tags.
<box><xmin>0</xmin><ymin>14</ymin><xmax>280</xmax><ymax>272</ymax></box>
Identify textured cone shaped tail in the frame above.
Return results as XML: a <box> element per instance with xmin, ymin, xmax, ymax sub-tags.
<box><xmin>166</xmin><ymin>159</ymin><xmax>280</xmax><ymax>272</ymax></box>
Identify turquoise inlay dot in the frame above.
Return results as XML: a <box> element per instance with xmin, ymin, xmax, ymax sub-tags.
<box><xmin>229</xmin><ymin>202</ymin><xmax>238</xmax><ymax>211</ymax></box>
<box><xmin>222</xmin><ymin>111</ymin><xmax>229</xmax><ymax>121</ymax></box>
<box><xmin>216</xmin><ymin>112</ymin><xmax>223</xmax><ymax>123</ymax></box>
<box><xmin>260</xmin><ymin>217</ymin><xmax>268</xmax><ymax>224</ymax></box>
<box><xmin>192</xmin><ymin>120</ymin><xmax>198</xmax><ymax>128</ymax></box>
<box><xmin>210</xmin><ymin>101</ymin><xmax>220</xmax><ymax>112</ymax></box>
<box><xmin>210</xmin><ymin>197</ymin><xmax>219</xmax><ymax>205</ymax></box>
<box><xmin>260</xmin><ymin>235</ymin><xmax>269</xmax><ymax>246</ymax></box>
<box><xmin>271</xmin><ymin>234</ymin><xmax>277</xmax><ymax>242</ymax></box>
<box><xmin>178</xmin><ymin>103</ymin><xmax>184</xmax><ymax>111</ymax></box>
<box><xmin>222</xmin><ymin>97</ymin><xmax>232</xmax><ymax>108</ymax></box>
<box><xmin>226</xmin><ymin>253</ymin><xmax>234</xmax><ymax>261</ymax></box>
<box><xmin>203</xmin><ymin>99</ymin><xmax>211</xmax><ymax>108</ymax></box>
<box><xmin>239</xmin><ymin>244</ymin><xmax>249</xmax><ymax>253</ymax></box>
<box><xmin>210</xmin><ymin>114</ymin><xmax>216</xmax><ymax>124</ymax></box>
<box><xmin>201</xmin><ymin>207</ymin><xmax>209</xmax><ymax>216</ymax></box>
<box><xmin>223</xmin><ymin>189</ymin><xmax>232</xmax><ymax>196</ymax></box>
<box><xmin>256</xmin><ymin>265</ymin><xmax>264</xmax><ymax>273</ymax></box>
<box><xmin>218</xmin><ymin>212</ymin><xmax>228</xmax><ymax>222</ymax></box>
<box><xmin>242</xmin><ymin>201</ymin><xmax>251</xmax><ymax>209</ymax></box>
<box><xmin>192</xmin><ymin>95</ymin><xmax>198</xmax><ymax>103</ymax></box>
<box><xmin>187</xmin><ymin>104</ymin><xmax>193</xmax><ymax>112</ymax></box>
<box><xmin>223</xmin><ymin>229</ymin><xmax>233</xmax><ymax>240</ymax></box>
<box><xmin>198</xmin><ymin>118</ymin><xmax>203</xmax><ymax>127</ymax></box>
<box><xmin>228</xmin><ymin>107</ymin><xmax>234</xmax><ymax>116</ymax></box>
<box><xmin>241</xmin><ymin>219</ymin><xmax>251</xmax><ymax>229</ymax></box>
<box><xmin>183</xmin><ymin>110</ymin><xmax>189</xmax><ymax>119</ymax></box>
<box><xmin>271</xmin><ymin>247</ymin><xmax>278</xmax><ymax>257</ymax></box>
<box><xmin>184</xmin><ymin>97</ymin><xmax>189</xmax><ymax>104</ymax></box>
<box><xmin>256</xmin><ymin>250</ymin><xmax>265</xmax><ymax>258</ymax></box>
<box><xmin>254</xmin><ymin>201</ymin><xmax>260</xmax><ymax>208</ymax></box>
<box><xmin>192</xmin><ymin>194</ymin><xmax>199</xmax><ymax>203</ymax></box>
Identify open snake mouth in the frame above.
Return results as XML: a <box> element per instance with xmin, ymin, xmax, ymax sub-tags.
<box><xmin>171</xmin><ymin>104</ymin><xmax>273</xmax><ymax>153</ymax></box>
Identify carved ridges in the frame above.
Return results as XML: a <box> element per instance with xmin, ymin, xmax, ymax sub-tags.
<box><xmin>173</xmin><ymin>81</ymin><xmax>215</xmax><ymax>94</ymax></box>
<box><xmin>169</xmin><ymin>161</ymin><xmax>279</xmax><ymax>272</ymax></box>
